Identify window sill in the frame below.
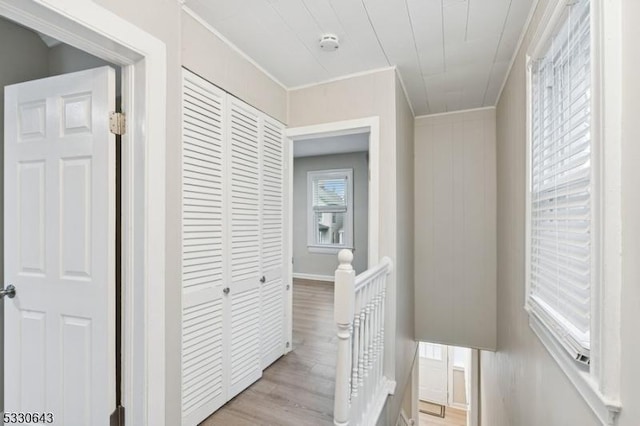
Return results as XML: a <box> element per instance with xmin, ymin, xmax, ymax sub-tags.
<box><xmin>307</xmin><ymin>245</ymin><xmax>353</xmax><ymax>254</ymax></box>
<box><xmin>528</xmin><ymin>312</ymin><xmax>621</xmax><ymax>425</ymax></box>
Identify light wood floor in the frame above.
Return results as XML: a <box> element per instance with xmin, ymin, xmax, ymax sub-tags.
<box><xmin>200</xmin><ymin>279</ymin><xmax>336</xmax><ymax>426</ymax></box>
<box><xmin>419</xmin><ymin>403</ymin><xmax>467</xmax><ymax>426</ymax></box>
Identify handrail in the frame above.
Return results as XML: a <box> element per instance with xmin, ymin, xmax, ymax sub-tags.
<box><xmin>334</xmin><ymin>250</ymin><xmax>393</xmax><ymax>426</ymax></box>
<box><xmin>354</xmin><ymin>256</ymin><xmax>393</xmax><ymax>291</ymax></box>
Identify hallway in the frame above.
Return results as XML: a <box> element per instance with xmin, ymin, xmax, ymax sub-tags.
<box><xmin>201</xmin><ymin>279</ymin><xmax>336</xmax><ymax>425</ymax></box>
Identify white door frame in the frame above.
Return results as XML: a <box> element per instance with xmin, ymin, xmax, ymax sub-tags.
<box><xmin>284</xmin><ymin>117</ymin><xmax>380</xmax><ymax>350</ymax></box>
<box><xmin>0</xmin><ymin>1</ymin><xmax>166</xmax><ymax>425</ymax></box>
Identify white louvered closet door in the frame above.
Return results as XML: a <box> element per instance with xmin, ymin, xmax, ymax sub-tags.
<box><xmin>181</xmin><ymin>70</ymin><xmax>227</xmax><ymax>425</ymax></box>
<box><xmin>260</xmin><ymin>117</ymin><xmax>286</xmax><ymax>368</ymax></box>
<box><xmin>226</xmin><ymin>97</ymin><xmax>263</xmax><ymax>398</ymax></box>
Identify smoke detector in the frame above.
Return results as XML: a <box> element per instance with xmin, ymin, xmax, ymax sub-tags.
<box><xmin>319</xmin><ymin>34</ymin><xmax>340</xmax><ymax>51</ymax></box>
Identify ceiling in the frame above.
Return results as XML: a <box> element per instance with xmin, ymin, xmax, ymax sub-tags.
<box><xmin>293</xmin><ymin>132</ymin><xmax>369</xmax><ymax>158</ymax></box>
<box><xmin>185</xmin><ymin>0</ymin><xmax>534</xmax><ymax>116</ymax></box>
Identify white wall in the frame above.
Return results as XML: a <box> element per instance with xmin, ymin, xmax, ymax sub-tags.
<box><xmin>293</xmin><ymin>152</ymin><xmax>369</xmax><ymax>276</ymax></box>
<box><xmin>480</xmin><ymin>0</ymin><xmax>640</xmax><ymax>424</ymax></box>
<box><xmin>414</xmin><ymin>108</ymin><xmax>496</xmax><ymax>351</ymax></box>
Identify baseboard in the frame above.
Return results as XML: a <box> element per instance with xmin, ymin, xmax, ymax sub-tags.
<box><xmin>292</xmin><ymin>273</ymin><xmax>334</xmax><ymax>282</ymax></box>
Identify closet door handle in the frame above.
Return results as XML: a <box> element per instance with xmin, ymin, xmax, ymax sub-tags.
<box><xmin>223</xmin><ymin>287</ymin><xmax>230</xmax><ymax>295</ymax></box>
<box><xmin>259</xmin><ymin>276</ymin><xmax>266</xmax><ymax>284</ymax></box>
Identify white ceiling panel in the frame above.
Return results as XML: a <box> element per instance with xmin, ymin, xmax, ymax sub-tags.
<box><xmin>495</xmin><ymin>0</ymin><xmax>534</xmax><ymax>63</ymax></box>
<box><xmin>294</xmin><ymin>132</ymin><xmax>369</xmax><ymax>158</ymax></box>
<box><xmin>184</xmin><ymin>0</ymin><xmax>536</xmax><ymax>115</ymax></box>
<box><xmin>483</xmin><ymin>60</ymin><xmax>510</xmax><ymax>105</ymax></box>
<box><xmin>398</xmin><ymin>64</ymin><xmax>431</xmax><ymax>116</ymax></box>
<box><xmin>445</xmin><ymin>37</ymin><xmax>500</xmax><ymax>69</ymax></box>
<box><xmin>424</xmin><ymin>74</ymin><xmax>448</xmax><ymax>113</ymax></box>
<box><xmin>443</xmin><ymin>0</ymin><xmax>469</xmax><ymax>45</ymax></box>
<box><xmin>466</xmin><ymin>0</ymin><xmax>511</xmax><ymax>41</ymax></box>
<box><xmin>407</xmin><ymin>0</ymin><xmax>445</xmax><ymax>77</ymax></box>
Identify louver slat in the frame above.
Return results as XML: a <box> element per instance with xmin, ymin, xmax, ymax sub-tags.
<box><xmin>181</xmin><ymin>70</ymin><xmax>226</xmax><ymax>425</ymax></box>
<box><xmin>227</xmin><ymin>97</ymin><xmax>263</xmax><ymax>398</ymax></box>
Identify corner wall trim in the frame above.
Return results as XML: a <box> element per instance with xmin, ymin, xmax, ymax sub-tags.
<box><xmin>292</xmin><ymin>273</ymin><xmax>334</xmax><ymax>283</ymax></box>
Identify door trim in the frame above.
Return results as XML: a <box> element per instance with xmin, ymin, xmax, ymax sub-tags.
<box><xmin>0</xmin><ymin>1</ymin><xmax>167</xmax><ymax>425</ymax></box>
<box><xmin>285</xmin><ymin>117</ymin><xmax>381</xmax><ymax>360</ymax></box>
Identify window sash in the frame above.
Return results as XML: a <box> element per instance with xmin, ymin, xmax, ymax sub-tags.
<box><xmin>307</xmin><ymin>169</ymin><xmax>354</xmax><ymax>249</ymax></box>
<box><xmin>529</xmin><ymin>0</ymin><xmax>592</xmax><ymax>358</ymax></box>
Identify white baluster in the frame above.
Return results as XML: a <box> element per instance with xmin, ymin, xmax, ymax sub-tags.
<box><xmin>334</xmin><ymin>250</ymin><xmax>355</xmax><ymax>426</ymax></box>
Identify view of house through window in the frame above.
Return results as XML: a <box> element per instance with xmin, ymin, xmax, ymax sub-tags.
<box><xmin>308</xmin><ymin>169</ymin><xmax>353</xmax><ymax>250</ymax></box>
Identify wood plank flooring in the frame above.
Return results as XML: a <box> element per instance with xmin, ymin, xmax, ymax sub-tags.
<box><xmin>200</xmin><ymin>279</ymin><xmax>336</xmax><ymax>426</ymax></box>
<box><xmin>419</xmin><ymin>404</ymin><xmax>467</xmax><ymax>426</ymax></box>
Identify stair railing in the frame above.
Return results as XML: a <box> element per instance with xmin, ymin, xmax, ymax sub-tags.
<box><xmin>334</xmin><ymin>249</ymin><xmax>393</xmax><ymax>426</ymax></box>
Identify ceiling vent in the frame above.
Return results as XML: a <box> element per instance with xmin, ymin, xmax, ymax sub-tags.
<box><xmin>319</xmin><ymin>34</ymin><xmax>339</xmax><ymax>51</ymax></box>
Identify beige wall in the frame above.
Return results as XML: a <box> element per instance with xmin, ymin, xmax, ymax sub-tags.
<box><xmin>619</xmin><ymin>1</ymin><xmax>640</xmax><ymax>424</ymax></box>
<box><xmin>181</xmin><ymin>11</ymin><xmax>287</xmax><ymax>124</ymax></box>
<box><xmin>88</xmin><ymin>2</ymin><xmax>291</xmax><ymax>423</ymax></box>
<box><xmin>288</xmin><ymin>68</ymin><xmax>417</xmax><ymax>424</ymax></box>
<box><xmin>392</xmin><ymin>74</ymin><xmax>418</xmax><ymax>423</ymax></box>
<box><xmin>92</xmin><ymin>2</ymin><xmax>183</xmax><ymax>423</ymax></box>
<box><xmin>414</xmin><ymin>108</ymin><xmax>496</xmax><ymax>351</ymax></box>
<box><xmin>481</xmin><ymin>0</ymin><xmax>640</xmax><ymax>424</ymax></box>
<box><xmin>293</xmin><ymin>152</ymin><xmax>369</xmax><ymax>276</ymax></box>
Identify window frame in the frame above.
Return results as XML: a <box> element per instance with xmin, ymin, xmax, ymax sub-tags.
<box><xmin>306</xmin><ymin>168</ymin><xmax>354</xmax><ymax>254</ymax></box>
<box><xmin>524</xmin><ymin>0</ymin><xmax>621</xmax><ymax>423</ymax></box>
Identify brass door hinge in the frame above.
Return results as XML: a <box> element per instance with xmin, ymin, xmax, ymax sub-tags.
<box><xmin>109</xmin><ymin>112</ymin><xmax>127</xmax><ymax>135</ymax></box>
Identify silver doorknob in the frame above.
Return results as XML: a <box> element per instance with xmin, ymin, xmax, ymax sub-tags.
<box><xmin>223</xmin><ymin>287</ymin><xmax>230</xmax><ymax>295</ymax></box>
<box><xmin>1</xmin><ymin>285</ymin><xmax>16</xmax><ymax>299</ymax></box>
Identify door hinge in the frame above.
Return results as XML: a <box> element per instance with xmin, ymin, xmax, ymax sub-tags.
<box><xmin>109</xmin><ymin>112</ymin><xmax>127</xmax><ymax>136</ymax></box>
<box><xmin>110</xmin><ymin>405</ymin><xmax>125</xmax><ymax>426</ymax></box>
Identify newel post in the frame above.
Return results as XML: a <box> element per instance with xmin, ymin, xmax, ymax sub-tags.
<box><xmin>334</xmin><ymin>249</ymin><xmax>355</xmax><ymax>426</ymax></box>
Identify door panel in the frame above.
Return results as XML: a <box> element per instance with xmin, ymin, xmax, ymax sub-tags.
<box><xmin>4</xmin><ymin>67</ymin><xmax>115</xmax><ymax>425</ymax></box>
<box><xmin>260</xmin><ymin>117</ymin><xmax>285</xmax><ymax>368</ymax></box>
<box><xmin>419</xmin><ymin>343</ymin><xmax>448</xmax><ymax>404</ymax></box>
<box><xmin>227</xmin><ymin>97</ymin><xmax>262</xmax><ymax>398</ymax></box>
<box><xmin>180</xmin><ymin>71</ymin><xmax>227</xmax><ymax>425</ymax></box>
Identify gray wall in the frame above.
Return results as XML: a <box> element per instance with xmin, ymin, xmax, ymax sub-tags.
<box><xmin>0</xmin><ymin>17</ymin><xmax>51</xmax><ymax>410</ymax></box>
<box><xmin>48</xmin><ymin>43</ymin><xmax>121</xmax><ymax>98</ymax></box>
<box><xmin>392</xmin><ymin>72</ymin><xmax>418</xmax><ymax>425</ymax></box>
<box><xmin>414</xmin><ymin>108</ymin><xmax>496</xmax><ymax>351</ymax></box>
<box><xmin>293</xmin><ymin>152</ymin><xmax>369</xmax><ymax>276</ymax></box>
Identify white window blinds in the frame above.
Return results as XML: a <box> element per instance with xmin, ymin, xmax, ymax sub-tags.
<box><xmin>529</xmin><ymin>0</ymin><xmax>592</xmax><ymax>362</ymax></box>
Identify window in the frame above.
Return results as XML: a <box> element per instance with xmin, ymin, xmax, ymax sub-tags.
<box><xmin>307</xmin><ymin>169</ymin><xmax>353</xmax><ymax>253</ymax></box>
<box><xmin>528</xmin><ymin>0</ymin><xmax>592</xmax><ymax>363</ymax></box>
<box><xmin>526</xmin><ymin>0</ymin><xmax>622</xmax><ymax>422</ymax></box>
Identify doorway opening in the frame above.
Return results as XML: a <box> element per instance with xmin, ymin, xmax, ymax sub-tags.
<box><xmin>418</xmin><ymin>342</ymin><xmax>474</xmax><ymax>426</ymax></box>
<box><xmin>284</xmin><ymin>118</ymin><xmax>380</xmax><ymax>352</ymax></box>
<box><xmin>0</xmin><ymin>1</ymin><xmax>167</xmax><ymax>424</ymax></box>
<box><xmin>292</xmin><ymin>131</ymin><xmax>370</xmax><ymax>280</ymax></box>
<box><xmin>0</xmin><ymin>13</ymin><xmax>124</xmax><ymax>417</ymax></box>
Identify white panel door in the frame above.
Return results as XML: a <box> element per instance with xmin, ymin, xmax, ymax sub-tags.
<box><xmin>259</xmin><ymin>116</ymin><xmax>286</xmax><ymax>369</ymax></box>
<box><xmin>180</xmin><ymin>70</ymin><xmax>227</xmax><ymax>425</ymax></box>
<box><xmin>4</xmin><ymin>67</ymin><xmax>116</xmax><ymax>425</ymax></box>
<box><xmin>419</xmin><ymin>343</ymin><xmax>448</xmax><ymax>405</ymax></box>
<box><xmin>226</xmin><ymin>96</ymin><xmax>262</xmax><ymax>399</ymax></box>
